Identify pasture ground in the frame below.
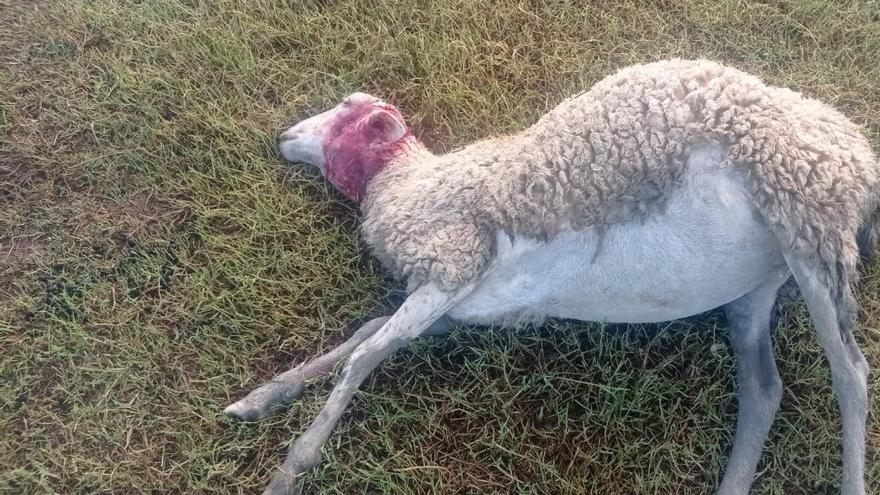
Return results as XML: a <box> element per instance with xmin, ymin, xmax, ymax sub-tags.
<box><xmin>1</xmin><ymin>1</ymin><xmax>879</xmax><ymax>493</ymax></box>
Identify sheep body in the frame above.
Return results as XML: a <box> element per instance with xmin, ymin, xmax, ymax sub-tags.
<box><xmin>444</xmin><ymin>163</ymin><xmax>787</xmax><ymax>326</ymax></box>
<box><xmin>362</xmin><ymin>59</ymin><xmax>879</xmax><ymax>298</ymax></box>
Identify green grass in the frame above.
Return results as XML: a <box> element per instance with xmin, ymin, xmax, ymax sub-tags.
<box><xmin>1</xmin><ymin>0</ymin><xmax>879</xmax><ymax>493</ymax></box>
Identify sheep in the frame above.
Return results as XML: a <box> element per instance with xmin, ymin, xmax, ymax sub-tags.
<box><xmin>224</xmin><ymin>59</ymin><xmax>879</xmax><ymax>495</ymax></box>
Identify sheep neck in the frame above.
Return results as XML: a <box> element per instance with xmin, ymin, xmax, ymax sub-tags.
<box><xmin>325</xmin><ymin>134</ymin><xmax>425</xmax><ymax>203</ymax></box>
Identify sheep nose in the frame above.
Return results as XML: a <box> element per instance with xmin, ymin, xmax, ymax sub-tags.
<box><xmin>279</xmin><ymin>128</ymin><xmax>300</xmax><ymax>142</ymax></box>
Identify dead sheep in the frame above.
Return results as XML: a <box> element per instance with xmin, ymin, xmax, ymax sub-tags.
<box><xmin>226</xmin><ymin>59</ymin><xmax>879</xmax><ymax>495</ymax></box>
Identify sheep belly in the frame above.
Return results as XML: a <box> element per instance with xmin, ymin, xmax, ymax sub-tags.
<box><xmin>446</xmin><ymin>165</ymin><xmax>787</xmax><ymax>325</ymax></box>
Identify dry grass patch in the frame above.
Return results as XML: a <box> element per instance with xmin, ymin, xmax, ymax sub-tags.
<box><xmin>1</xmin><ymin>1</ymin><xmax>879</xmax><ymax>493</ymax></box>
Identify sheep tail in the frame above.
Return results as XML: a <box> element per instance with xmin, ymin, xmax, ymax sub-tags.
<box><xmin>857</xmin><ymin>208</ymin><xmax>879</xmax><ymax>263</ymax></box>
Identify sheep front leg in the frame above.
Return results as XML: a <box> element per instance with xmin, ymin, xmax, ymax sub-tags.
<box><xmin>226</xmin><ymin>316</ymin><xmax>455</xmax><ymax>421</ymax></box>
<box><xmin>261</xmin><ymin>282</ymin><xmax>470</xmax><ymax>495</ymax></box>
<box><xmin>224</xmin><ymin>317</ymin><xmax>388</xmax><ymax>421</ymax></box>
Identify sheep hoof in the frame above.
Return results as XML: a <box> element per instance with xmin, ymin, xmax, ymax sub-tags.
<box><xmin>224</xmin><ymin>378</ymin><xmax>307</xmax><ymax>421</ymax></box>
<box><xmin>262</xmin><ymin>472</ymin><xmax>302</xmax><ymax>495</ymax></box>
<box><xmin>223</xmin><ymin>400</ymin><xmax>269</xmax><ymax>421</ymax></box>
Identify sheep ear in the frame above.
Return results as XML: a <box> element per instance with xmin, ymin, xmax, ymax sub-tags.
<box><xmin>365</xmin><ymin>109</ymin><xmax>407</xmax><ymax>142</ymax></box>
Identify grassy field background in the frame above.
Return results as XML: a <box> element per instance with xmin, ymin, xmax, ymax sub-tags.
<box><xmin>2</xmin><ymin>0</ymin><xmax>879</xmax><ymax>493</ymax></box>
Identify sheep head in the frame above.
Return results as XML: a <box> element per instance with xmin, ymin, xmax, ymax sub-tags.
<box><xmin>279</xmin><ymin>92</ymin><xmax>411</xmax><ymax>202</ymax></box>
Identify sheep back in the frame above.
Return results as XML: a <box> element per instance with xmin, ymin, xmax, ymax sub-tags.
<box><xmin>361</xmin><ymin>59</ymin><xmax>879</xmax><ymax>294</ymax></box>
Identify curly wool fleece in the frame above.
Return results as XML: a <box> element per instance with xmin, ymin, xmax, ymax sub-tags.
<box><xmin>360</xmin><ymin>59</ymin><xmax>879</xmax><ymax>295</ymax></box>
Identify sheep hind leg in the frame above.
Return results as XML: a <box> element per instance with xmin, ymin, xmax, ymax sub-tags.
<box><xmin>716</xmin><ymin>270</ymin><xmax>790</xmax><ymax>495</ymax></box>
<box><xmin>785</xmin><ymin>254</ymin><xmax>868</xmax><ymax>495</ymax></box>
<box><xmin>224</xmin><ymin>316</ymin><xmax>455</xmax><ymax>421</ymax></box>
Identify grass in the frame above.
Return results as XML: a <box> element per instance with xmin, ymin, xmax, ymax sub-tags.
<box><xmin>1</xmin><ymin>0</ymin><xmax>879</xmax><ymax>493</ymax></box>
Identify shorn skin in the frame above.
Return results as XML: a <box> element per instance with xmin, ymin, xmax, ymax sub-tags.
<box><xmin>226</xmin><ymin>59</ymin><xmax>879</xmax><ymax>495</ymax></box>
